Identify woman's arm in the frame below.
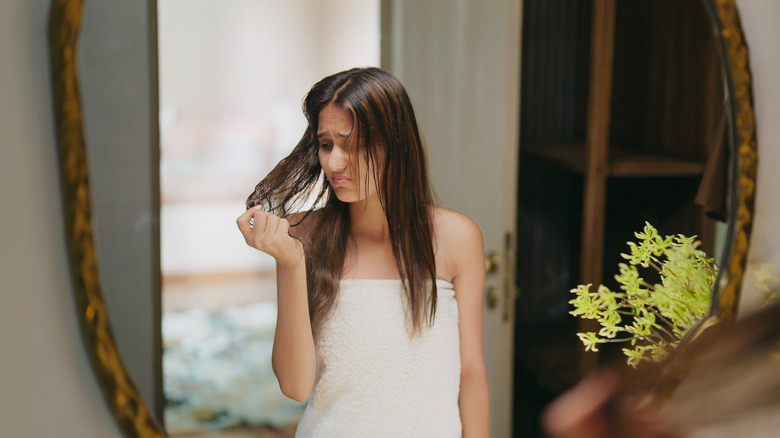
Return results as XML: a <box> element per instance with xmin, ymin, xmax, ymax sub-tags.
<box><xmin>237</xmin><ymin>207</ymin><xmax>316</xmax><ymax>402</ymax></box>
<box><xmin>449</xmin><ymin>213</ymin><xmax>491</xmax><ymax>437</ymax></box>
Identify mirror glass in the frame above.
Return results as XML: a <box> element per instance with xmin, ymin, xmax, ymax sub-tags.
<box><xmin>71</xmin><ymin>0</ymin><xmax>749</xmax><ymax>436</ymax></box>
<box><xmin>512</xmin><ymin>0</ymin><xmax>733</xmax><ymax>434</ymax></box>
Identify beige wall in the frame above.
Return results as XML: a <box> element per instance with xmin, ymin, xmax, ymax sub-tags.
<box><xmin>735</xmin><ymin>0</ymin><xmax>780</xmax><ymax>315</ymax></box>
<box><xmin>0</xmin><ymin>0</ymin><xmax>122</xmax><ymax>436</ymax></box>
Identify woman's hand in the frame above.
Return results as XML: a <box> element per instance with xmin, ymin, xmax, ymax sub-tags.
<box><xmin>542</xmin><ymin>371</ymin><xmax>681</xmax><ymax>438</ymax></box>
<box><xmin>237</xmin><ymin>205</ymin><xmax>304</xmax><ymax>266</ymax></box>
<box><xmin>237</xmin><ymin>206</ymin><xmax>315</xmax><ymax>401</ymax></box>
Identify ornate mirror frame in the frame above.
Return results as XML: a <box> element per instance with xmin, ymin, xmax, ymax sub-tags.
<box><xmin>47</xmin><ymin>0</ymin><xmax>755</xmax><ymax>435</ymax></box>
<box><xmin>645</xmin><ymin>0</ymin><xmax>758</xmax><ymax>402</ymax></box>
<box><xmin>703</xmin><ymin>0</ymin><xmax>757</xmax><ymax>325</ymax></box>
<box><xmin>47</xmin><ymin>0</ymin><xmax>164</xmax><ymax>436</ymax></box>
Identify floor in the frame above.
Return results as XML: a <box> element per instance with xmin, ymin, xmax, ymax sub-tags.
<box><xmin>163</xmin><ymin>271</ymin><xmax>277</xmax><ymax>312</ymax></box>
<box><xmin>172</xmin><ymin>425</ymin><xmax>295</xmax><ymax>438</ymax></box>
<box><xmin>163</xmin><ymin>270</ymin><xmax>305</xmax><ymax>436</ymax></box>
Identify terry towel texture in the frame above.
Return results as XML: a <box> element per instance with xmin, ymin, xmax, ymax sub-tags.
<box><xmin>296</xmin><ymin>279</ymin><xmax>462</xmax><ymax>437</ymax></box>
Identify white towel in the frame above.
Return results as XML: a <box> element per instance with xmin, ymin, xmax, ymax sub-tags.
<box><xmin>295</xmin><ymin>279</ymin><xmax>462</xmax><ymax>437</ymax></box>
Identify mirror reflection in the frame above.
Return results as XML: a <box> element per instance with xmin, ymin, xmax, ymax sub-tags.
<box><xmin>513</xmin><ymin>0</ymin><xmax>727</xmax><ymax>435</ymax></box>
<box><xmin>79</xmin><ymin>0</ymin><xmax>741</xmax><ymax>436</ymax></box>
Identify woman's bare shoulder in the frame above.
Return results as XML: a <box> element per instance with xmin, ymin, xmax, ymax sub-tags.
<box><xmin>431</xmin><ymin>206</ymin><xmax>485</xmax><ymax>286</ymax></box>
<box><xmin>432</xmin><ymin>206</ymin><xmax>483</xmax><ymax>243</ymax></box>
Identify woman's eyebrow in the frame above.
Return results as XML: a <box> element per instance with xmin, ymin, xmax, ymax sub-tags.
<box><xmin>317</xmin><ymin>131</ymin><xmax>352</xmax><ymax>138</ymax></box>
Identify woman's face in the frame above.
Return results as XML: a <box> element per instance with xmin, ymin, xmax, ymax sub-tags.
<box><xmin>317</xmin><ymin>102</ymin><xmax>379</xmax><ymax>204</ymax></box>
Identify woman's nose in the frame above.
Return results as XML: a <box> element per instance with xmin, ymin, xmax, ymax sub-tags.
<box><xmin>328</xmin><ymin>145</ymin><xmax>349</xmax><ymax>171</ymax></box>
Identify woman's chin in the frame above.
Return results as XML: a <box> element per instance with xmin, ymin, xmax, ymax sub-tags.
<box><xmin>332</xmin><ymin>191</ymin><xmax>359</xmax><ymax>203</ymax></box>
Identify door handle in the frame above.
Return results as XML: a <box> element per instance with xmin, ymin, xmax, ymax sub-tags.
<box><xmin>485</xmin><ymin>252</ymin><xmax>501</xmax><ymax>275</ymax></box>
<box><xmin>485</xmin><ymin>252</ymin><xmax>501</xmax><ymax>310</ymax></box>
<box><xmin>484</xmin><ymin>235</ymin><xmax>519</xmax><ymax>320</ymax></box>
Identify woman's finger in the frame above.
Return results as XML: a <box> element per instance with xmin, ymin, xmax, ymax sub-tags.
<box><xmin>237</xmin><ymin>205</ymin><xmax>262</xmax><ymax>237</ymax></box>
<box><xmin>253</xmin><ymin>209</ymin><xmax>270</xmax><ymax>234</ymax></box>
<box><xmin>265</xmin><ymin>213</ymin><xmax>281</xmax><ymax>237</ymax></box>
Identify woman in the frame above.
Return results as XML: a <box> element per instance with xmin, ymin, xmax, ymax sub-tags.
<box><xmin>236</xmin><ymin>67</ymin><xmax>489</xmax><ymax>437</ymax></box>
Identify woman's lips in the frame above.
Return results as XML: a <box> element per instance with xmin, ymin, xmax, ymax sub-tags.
<box><xmin>331</xmin><ymin>175</ymin><xmax>351</xmax><ymax>186</ymax></box>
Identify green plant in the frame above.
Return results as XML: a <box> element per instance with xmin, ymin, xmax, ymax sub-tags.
<box><xmin>569</xmin><ymin>222</ymin><xmax>718</xmax><ymax>367</ymax></box>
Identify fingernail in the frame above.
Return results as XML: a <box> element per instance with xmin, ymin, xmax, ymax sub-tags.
<box><xmin>254</xmin><ymin>205</ymin><xmax>262</xmax><ymax>210</ymax></box>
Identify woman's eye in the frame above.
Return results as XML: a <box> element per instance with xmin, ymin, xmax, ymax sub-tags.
<box><xmin>319</xmin><ymin>143</ymin><xmax>333</xmax><ymax>150</ymax></box>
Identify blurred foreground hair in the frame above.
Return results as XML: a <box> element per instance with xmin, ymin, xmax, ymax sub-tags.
<box><xmin>660</xmin><ymin>303</ymin><xmax>780</xmax><ymax>436</ymax></box>
<box><xmin>545</xmin><ymin>303</ymin><xmax>780</xmax><ymax>438</ymax></box>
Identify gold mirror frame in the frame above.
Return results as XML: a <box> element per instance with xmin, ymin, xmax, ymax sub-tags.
<box><xmin>47</xmin><ymin>0</ymin><xmax>164</xmax><ymax>436</ymax></box>
<box><xmin>645</xmin><ymin>0</ymin><xmax>758</xmax><ymax>402</ymax></box>
<box><xmin>703</xmin><ymin>0</ymin><xmax>757</xmax><ymax>325</ymax></box>
<box><xmin>47</xmin><ymin>0</ymin><xmax>755</xmax><ymax>435</ymax></box>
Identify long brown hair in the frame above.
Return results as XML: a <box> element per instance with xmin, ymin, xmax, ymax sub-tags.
<box><xmin>246</xmin><ymin>67</ymin><xmax>437</xmax><ymax>337</ymax></box>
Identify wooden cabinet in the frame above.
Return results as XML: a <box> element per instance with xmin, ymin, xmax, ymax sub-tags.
<box><xmin>512</xmin><ymin>0</ymin><xmax>723</xmax><ymax>434</ymax></box>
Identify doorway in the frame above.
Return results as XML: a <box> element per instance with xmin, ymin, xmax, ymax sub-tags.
<box><xmin>157</xmin><ymin>1</ymin><xmax>379</xmax><ymax>435</ymax></box>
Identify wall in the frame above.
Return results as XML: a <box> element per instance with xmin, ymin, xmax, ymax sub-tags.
<box><xmin>735</xmin><ymin>0</ymin><xmax>780</xmax><ymax>314</ymax></box>
<box><xmin>0</xmin><ymin>0</ymin><xmax>123</xmax><ymax>436</ymax></box>
<box><xmin>158</xmin><ymin>0</ymin><xmax>380</xmax><ymax>118</ymax></box>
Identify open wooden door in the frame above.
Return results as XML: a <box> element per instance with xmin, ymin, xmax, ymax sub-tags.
<box><xmin>381</xmin><ymin>1</ymin><xmax>522</xmax><ymax>436</ymax></box>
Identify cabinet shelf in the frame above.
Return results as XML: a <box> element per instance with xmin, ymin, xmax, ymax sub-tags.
<box><xmin>525</xmin><ymin>142</ymin><xmax>706</xmax><ymax>177</ymax></box>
